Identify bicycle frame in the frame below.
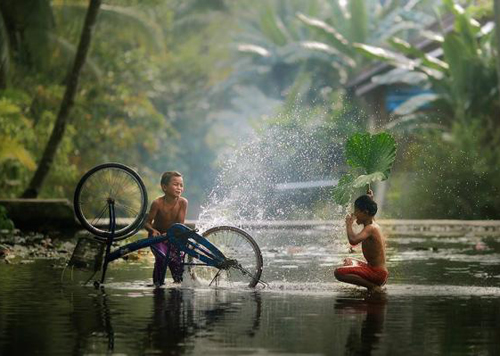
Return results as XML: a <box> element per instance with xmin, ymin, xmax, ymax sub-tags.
<box><xmin>95</xmin><ymin>201</ymin><xmax>232</xmax><ymax>286</ymax></box>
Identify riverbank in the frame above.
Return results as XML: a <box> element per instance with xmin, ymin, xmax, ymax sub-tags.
<box><xmin>0</xmin><ymin>229</ymin><xmax>75</xmax><ymax>264</ymax></box>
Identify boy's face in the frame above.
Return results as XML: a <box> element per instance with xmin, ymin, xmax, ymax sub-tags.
<box><xmin>353</xmin><ymin>208</ymin><xmax>370</xmax><ymax>224</ymax></box>
<box><xmin>162</xmin><ymin>176</ymin><xmax>184</xmax><ymax>198</ymax></box>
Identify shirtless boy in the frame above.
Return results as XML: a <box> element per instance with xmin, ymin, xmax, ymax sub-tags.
<box><xmin>334</xmin><ymin>191</ymin><xmax>388</xmax><ymax>293</ymax></box>
<box><xmin>144</xmin><ymin>171</ymin><xmax>188</xmax><ymax>286</ymax></box>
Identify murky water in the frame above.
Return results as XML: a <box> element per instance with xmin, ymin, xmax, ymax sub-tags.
<box><xmin>1</xmin><ymin>229</ymin><xmax>500</xmax><ymax>355</ymax></box>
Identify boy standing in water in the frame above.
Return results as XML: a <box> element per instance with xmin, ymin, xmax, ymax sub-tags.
<box><xmin>144</xmin><ymin>171</ymin><xmax>188</xmax><ymax>286</ymax></box>
<box><xmin>334</xmin><ymin>190</ymin><xmax>388</xmax><ymax>293</ymax></box>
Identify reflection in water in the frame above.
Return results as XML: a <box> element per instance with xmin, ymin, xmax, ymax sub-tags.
<box><xmin>96</xmin><ymin>290</ymin><xmax>115</xmax><ymax>352</ymax></box>
<box><xmin>146</xmin><ymin>288</ymin><xmax>193</xmax><ymax>354</ymax></box>
<box><xmin>3</xmin><ymin>229</ymin><xmax>500</xmax><ymax>356</ymax></box>
<box><xmin>146</xmin><ymin>288</ymin><xmax>262</xmax><ymax>353</ymax></box>
<box><xmin>67</xmin><ymin>288</ymin><xmax>115</xmax><ymax>354</ymax></box>
<box><xmin>68</xmin><ymin>287</ymin><xmax>262</xmax><ymax>354</ymax></box>
<box><xmin>335</xmin><ymin>294</ymin><xmax>387</xmax><ymax>356</ymax></box>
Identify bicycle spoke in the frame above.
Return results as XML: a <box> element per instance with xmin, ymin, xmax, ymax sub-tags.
<box><xmin>187</xmin><ymin>226</ymin><xmax>262</xmax><ymax>288</ymax></box>
<box><xmin>74</xmin><ymin>163</ymin><xmax>148</xmax><ymax>241</ymax></box>
<box><xmin>114</xmin><ymin>201</ymin><xmax>141</xmax><ymax>217</ymax></box>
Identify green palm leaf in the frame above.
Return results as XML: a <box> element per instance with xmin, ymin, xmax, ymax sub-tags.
<box><xmin>332</xmin><ymin>174</ymin><xmax>355</xmax><ymax>207</ymax></box>
<box><xmin>332</xmin><ymin>132</ymin><xmax>397</xmax><ymax>206</ymax></box>
<box><xmin>346</xmin><ymin>132</ymin><xmax>397</xmax><ymax>179</ymax></box>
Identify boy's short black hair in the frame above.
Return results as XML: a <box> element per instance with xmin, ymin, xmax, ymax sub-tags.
<box><xmin>161</xmin><ymin>171</ymin><xmax>182</xmax><ymax>186</ymax></box>
<box><xmin>354</xmin><ymin>195</ymin><xmax>377</xmax><ymax>216</ymax></box>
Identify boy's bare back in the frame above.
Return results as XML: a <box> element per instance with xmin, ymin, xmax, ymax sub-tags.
<box><xmin>359</xmin><ymin>223</ymin><xmax>386</xmax><ymax>269</ymax></box>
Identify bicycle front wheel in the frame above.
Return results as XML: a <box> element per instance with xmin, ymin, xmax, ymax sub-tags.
<box><xmin>73</xmin><ymin>163</ymin><xmax>148</xmax><ymax>241</ymax></box>
<box><xmin>188</xmin><ymin>226</ymin><xmax>263</xmax><ymax>288</ymax></box>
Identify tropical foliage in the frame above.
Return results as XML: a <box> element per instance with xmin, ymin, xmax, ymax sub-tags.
<box><xmin>0</xmin><ymin>0</ymin><xmax>498</xmax><ymax>220</ymax></box>
<box><xmin>226</xmin><ymin>0</ymin><xmax>438</xmax><ymax>114</ymax></box>
<box><xmin>354</xmin><ymin>0</ymin><xmax>499</xmax><ymax>129</ymax></box>
<box><xmin>332</xmin><ymin>132</ymin><xmax>397</xmax><ymax>206</ymax></box>
<box><xmin>350</xmin><ymin>0</ymin><xmax>500</xmax><ymax>218</ymax></box>
<box><xmin>386</xmin><ymin>119</ymin><xmax>500</xmax><ymax>219</ymax></box>
<box><xmin>0</xmin><ymin>205</ymin><xmax>14</xmax><ymax>230</ymax></box>
<box><xmin>0</xmin><ymin>0</ymin><xmax>232</xmax><ymax>212</ymax></box>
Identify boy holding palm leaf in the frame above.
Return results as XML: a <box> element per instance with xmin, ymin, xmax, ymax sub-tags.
<box><xmin>332</xmin><ymin>132</ymin><xmax>396</xmax><ymax>293</ymax></box>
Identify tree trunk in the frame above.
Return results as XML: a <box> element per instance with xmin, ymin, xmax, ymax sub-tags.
<box><xmin>0</xmin><ymin>11</ymin><xmax>9</xmax><ymax>89</ymax></box>
<box><xmin>495</xmin><ymin>0</ymin><xmax>500</xmax><ymax>103</ymax></box>
<box><xmin>21</xmin><ymin>0</ymin><xmax>102</xmax><ymax>198</ymax></box>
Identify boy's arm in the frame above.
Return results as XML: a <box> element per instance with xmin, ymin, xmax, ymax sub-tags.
<box><xmin>177</xmin><ymin>198</ymin><xmax>188</xmax><ymax>224</ymax></box>
<box><xmin>345</xmin><ymin>214</ymin><xmax>373</xmax><ymax>245</ymax></box>
<box><xmin>143</xmin><ymin>200</ymin><xmax>160</xmax><ymax>236</ymax></box>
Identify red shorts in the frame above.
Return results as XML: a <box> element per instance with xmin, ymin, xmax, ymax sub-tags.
<box><xmin>335</xmin><ymin>261</ymin><xmax>388</xmax><ymax>286</ymax></box>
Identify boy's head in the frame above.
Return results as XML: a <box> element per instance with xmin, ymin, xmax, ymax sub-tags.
<box><xmin>354</xmin><ymin>194</ymin><xmax>377</xmax><ymax>217</ymax></box>
<box><xmin>161</xmin><ymin>171</ymin><xmax>184</xmax><ymax>197</ymax></box>
<box><xmin>161</xmin><ymin>171</ymin><xmax>182</xmax><ymax>186</ymax></box>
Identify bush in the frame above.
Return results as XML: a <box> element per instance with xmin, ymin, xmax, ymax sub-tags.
<box><xmin>386</xmin><ymin>120</ymin><xmax>500</xmax><ymax>219</ymax></box>
<box><xmin>0</xmin><ymin>205</ymin><xmax>15</xmax><ymax>230</ymax></box>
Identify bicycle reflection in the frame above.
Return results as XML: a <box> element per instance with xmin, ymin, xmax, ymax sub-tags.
<box><xmin>146</xmin><ymin>288</ymin><xmax>262</xmax><ymax>352</ymax></box>
<box><xmin>66</xmin><ymin>288</ymin><xmax>115</xmax><ymax>354</ymax></box>
<box><xmin>335</xmin><ymin>293</ymin><xmax>388</xmax><ymax>356</ymax></box>
<box><xmin>69</xmin><ymin>286</ymin><xmax>262</xmax><ymax>354</ymax></box>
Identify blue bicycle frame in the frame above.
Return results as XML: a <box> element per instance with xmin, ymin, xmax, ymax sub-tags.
<box><xmin>95</xmin><ymin>199</ymin><xmax>233</xmax><ymax>287</ymax></box>
<box><xmin>107</xmin><ymin>223</ymin><xmax>229</xmax><ymax>268</ymax></box>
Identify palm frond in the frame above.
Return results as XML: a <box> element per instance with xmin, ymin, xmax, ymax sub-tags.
<box><xmin>298</xmin><ymin>41</ymin><xmax>356</xmax><ymax>67</ymax></box>
<box><xmin>48</xmin><ymin>33</ymin><xmax>102</xmax><ymax>79</ymax></box>
<box><xmin>393</xmin><ymin>93</ymin><xmax>440</xmax><ymax>116</ymax></box>
<box><xmin>53</xmin><ymin>3</ymin><xmax>165</xmax><ymax>54</ymax></box>
<box><xmin>0</xmin><ymin>136</ymin><xmax>36</xmax><ymax>171</ymax></box>
<box><xmin>296</xmin><ymin>12</ymin><xmax>350</xmax><ymax>51</ymax></box>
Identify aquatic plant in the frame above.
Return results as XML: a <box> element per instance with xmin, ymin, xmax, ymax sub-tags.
<box><xmin>332</xmin><ymin>131</ymin><xmax>396</xmax><ymax>205</ymax></box>
<box><xmin>0</xmin><ymin>205</ymin><xmax>14</xmax><ymax>231</ymax></box>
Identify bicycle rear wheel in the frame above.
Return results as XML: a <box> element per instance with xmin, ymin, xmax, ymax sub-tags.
<box><xmin>74</xmin><ymin>163</ymin><xmax>148</xmax><ymax>241</ymax></box>
<box><xmin>187</xmin><ymin>226</ymin><xmax>263</xmax><ymax>288</ymax></box>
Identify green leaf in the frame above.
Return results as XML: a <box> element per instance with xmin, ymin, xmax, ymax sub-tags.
<box><xmin>296</xmin><ymin>13</ymin><xmax>350</xmax><ymax>49</ymax></box>
<box><xmin>372</xmin><ymin>68</ymin><xmax>427</xmax><ymax>86</ymax></box>
<box><xmin>0</xmin><ymin>205</ymin><xmax>15</xmax><ymax>230</ymax></box>
<box><xmin>0</xmin><ymin>136</ymin><xmax>36</xmax><ymax>171</ymax></box>
<box><xmin>353</xmin><ymin>43</ymin><xmax>415</xmax><ymax>70</ymax></box>
<box><xmin>345</xmin><ymin>132</ymin><xmax>397</xmax><ymax>179</ymax></box>
<box><xmin>298</xmin><ymin>41</ymin><xmax>356</xmax><ymax>67</ymax></box>
<box><xmin>352</xmin><ymin>172</ymin><xmax>386</xmax><ymax>188</ymax></box>
<box><xmin>348</xmin><ymin>0</ymin><xmax>367</xmax><ymax>43</ymax></box>
<box><xmin>332</xmin><ymin>174</ymin><xmax>355</xmax><ymax>206</ymax></box>
<box><xmin>393</xmin><ymin>93</ymin><xmax>440</xmax><ymax>116</ymax></box>
<box><xmin>332</xmin><ymin>132</ymin><xmax>397</xmax><ymax>205</ymax></box>
<box><xmin>389</xmin><ymin>38</ymin><xmax>448</xmax><ymax>72</ymax></box>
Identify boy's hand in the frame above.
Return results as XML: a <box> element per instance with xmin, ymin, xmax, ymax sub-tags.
<box><xmin>151</xmin><ymin>229</ymin><xmax>161</xmax><ymax>236</ymax></box>
<box><xmin>367</xmin><ymin>189</ymin><xmax>374</xmax><ymax>198</ymax></box>
<box><xmin>345</xmin><ymin>213</ymin><xmax>354</xmax><ymax>226</ymax></box>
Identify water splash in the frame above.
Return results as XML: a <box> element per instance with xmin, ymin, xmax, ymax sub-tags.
<box><xmin>197</xmin><ymin>120</ymin><xmax>349</xmax><ymax>255</ymax></box>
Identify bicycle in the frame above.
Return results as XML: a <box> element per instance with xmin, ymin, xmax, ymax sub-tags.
<box><xmin>70</xmin><ymin>162</ymin><xmax>264</xmax><ymax>288</ymax></box>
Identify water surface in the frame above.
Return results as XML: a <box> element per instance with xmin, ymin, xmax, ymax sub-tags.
<box><xmin>1</xmin><ymin>229</ymin><xmax>500</xmax><ymax>355</ymax></box>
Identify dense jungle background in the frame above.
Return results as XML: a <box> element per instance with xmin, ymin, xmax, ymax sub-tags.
<box><xmin>0</xmin><ymin>0</ymin><xmax>499</xmax><ymax>220</ymax></box>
